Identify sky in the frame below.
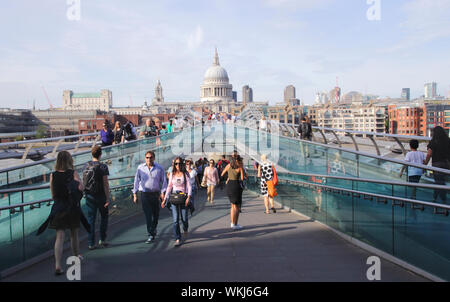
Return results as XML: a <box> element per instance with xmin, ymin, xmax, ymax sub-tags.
<box><xmin>0</xmin><ymin>0</ymin><xmax>449</xmax><ymax>109</ymax></box>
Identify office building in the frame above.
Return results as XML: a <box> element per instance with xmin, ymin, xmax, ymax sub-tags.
<box><xmin>242</xmin><ymin>85</ymin><xmax>253</xmax><ymax>104</ymax></box>
<box><xmin>401</xmin><ymin>88</ymin><xmax>410</xmax><ymax>101</ymax></box>
<box><xmin>424</xmin><ymin>82</ymin><xmax>437</xmax><ymax>99</ymax></box>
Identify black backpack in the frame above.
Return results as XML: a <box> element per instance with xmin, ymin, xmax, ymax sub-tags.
<box><xmin>83</xmin><ymin>162</ymin><xmax>102</xmax><ymax>196</ymax></box>
<box><xmin>124</xmin><ymin>123</ymin><xmax>136</xmax><ymax>141</ymax></box>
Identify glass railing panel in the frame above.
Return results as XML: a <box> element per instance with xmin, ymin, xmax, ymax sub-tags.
<box><xmin>393</xmin><ymin>202</ymin><xmax>450</xmax><ymax>280</ymax></box>
<box><xmin>323</xmin><ymin>189</ymin><xmax>353</xmax><ymax>238</ymax></box>
<box><xmin>353</xmin><ymin>196</ymin><xmax>393</xmax><ymax>254</ymax></box>
<box><xmin>0</xmin><ymin>183</ymin><xmax>139</xmax><ymax>273</ymax></box>
<box><xmin>0</xmin><ymin>204</ymin><xmax>25</xmax><ymax>272</ymax></box>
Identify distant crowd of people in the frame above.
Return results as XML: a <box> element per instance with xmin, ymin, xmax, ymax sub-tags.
<box><xmin>99</xmin><ymin>119</ymin><xmax>176</xmax><ymax>147</ymax></box>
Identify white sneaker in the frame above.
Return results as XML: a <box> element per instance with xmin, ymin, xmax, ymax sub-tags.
<box><xmin>230</xmin><ymin>223</ymin><xmax>235</xmax><ymax>229</ymax></box>
<box><xmin>234</xmin><ymin>224</ymin><xmax>243</xmax><ymax>230</ymax></box>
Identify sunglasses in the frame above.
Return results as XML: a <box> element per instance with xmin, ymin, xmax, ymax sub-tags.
<box><xmin>145</xmin><ymin>156</ymin><xmax>154</xmax><ymax>159</ymax></box>
<box><xmin>175</xmin><ymin>162</ymin><xmax>181</xmax><ymax>165</ymax></box>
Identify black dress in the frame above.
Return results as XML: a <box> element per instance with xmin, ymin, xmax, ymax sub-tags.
<box><xmin>226</xmin><ymin>168</ymin><xmax>242</xmax><ymax>205</ymax></box>
<box><xmin>48</xmin><ymin>170</ymin><xmax>80</xmax><ymax>230</ymax></box>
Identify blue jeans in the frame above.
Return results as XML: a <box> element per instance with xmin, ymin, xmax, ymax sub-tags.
<box><xmin>171</xmin><ymin>204</ymin><xmax>188</xmax><ymax>240</ymax></box>
<box><xmin>191</xmin><ymin>185</ymin><xmax>197</xmax><ymax>207</ymax></box>
<box><xmin>86</xmin><ymin>194</ymin><xmax>109</xmax><ymax>246</ymax></box>
<box><xmin>140</xmin><ymin>192</ymin><xmax>161</xmax><ymax>237</ymax></box>
<box><xmin>408</xmin><ymin>175</ymin><xmax>421</xmax><ymax>199</ymax></box>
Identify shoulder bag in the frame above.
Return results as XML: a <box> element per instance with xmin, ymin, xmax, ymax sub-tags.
<box><xmin>266</xmin><ymin>180</ymin><xmax>277</xmax><ymax>198</ymax></box>
<box><xmin>169</xmin><ymin>173</ymin><xmax>189</xmax><ymax>205</ymax></box>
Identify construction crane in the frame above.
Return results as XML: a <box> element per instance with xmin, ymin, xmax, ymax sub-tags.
<box><xmin>41</xmin><ymin>86</ymin><xmax>53</xmax><ymax>109</ymax></box>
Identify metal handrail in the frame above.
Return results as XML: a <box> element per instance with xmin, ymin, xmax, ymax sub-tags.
<box><xmin>275</xmin><ymin>170</ymin><xmax>450</xmax><ymax>190</ymax></box>
<box><xmin>279</xmin><ymin>178</ymin><xmax>450</xmax><ymax>211</ymax></box>
<box><xmin>0</xmin><ymin>176</ymin><xmax>135</xmax><ymax>194</ymax></box>
<box><xmin>0</xmin><ymin>132</ymin><xmax>101</xmax><ymax>148</ymax></box>
<box><xmin>0</xmin><ymin>129</ymin><xmax>175</xmax><ymax>174</ymax></box>
<box><xmin>312</xmin><ymin>126</ymin><xmax>431</xmax><ymax>141</ymax></box>
<box><xmin>0</xmin><ymin>126</ymin><xmax>144</xmax><ymax>148</ymax></box>
<box><xmin>0</xmin><ymin>177</ymin><xmax>136</xmax><ymax>212</ymax></box>
<box><xmin>246</xmin><ymin>171</ymin><xmax>450</xmax><ymax>211</ymax></box>
<box><xmin>279</xmin><ymin>123</ymin><xmax>431</xmax><ymax>142</ymax></box>
<box><xmin>237</xmin><ymin>125</ymin><xmax>450</xmax><ymax>176</ymax></box>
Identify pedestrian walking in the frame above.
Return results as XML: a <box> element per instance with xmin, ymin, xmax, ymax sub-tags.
<box><xmin>204</xmin><ymin>159</ymin><xmax>220</xmax><ymax>204</ymax></box>
<box><xmin>132</xmin><ymin>151</ymin><xmax>167</xmax><ymax>243</ymax></box>
<box><xmin>37</xmin><ymin>151</ymin><xmax>89</xmax><ymax>276</ymax></box>
<box><xmin>162</xmin><ymin>157</ymin><xmax>192</xmax><ymax>247</ymax></box>
<box><xmin>82</xmin><ymin>146</ymin><xmax>111</xmax><ymax>250</ymax></box>
<box><xmin>424</xmin><ymin>126</ymin><xmax>450</xmax><ymax>203</ymax></box>
<box><xmin>221</xmin><ymin>157</ymin><xmax>244</xmax><ymax>230</ymax></box>
<box><xmin>186</xmin><ymin>158</ymin><xmax>199</xmax><ymax>213</ymax></box>
<box><xmin>217</xmin><ymin>155</ymin><xmax>229</xmax><ymax>190</ymax></box>
<box><xmin>258</xmin><ymin>154</ymin><xmax>277</xmax><ymax>214</ymax></box>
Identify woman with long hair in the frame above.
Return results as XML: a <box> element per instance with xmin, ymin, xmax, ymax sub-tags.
<box><xmin>204</xmin><ymin>159</ymin><xmax>220</xmax><ymax>204</ymax></box>
<box><xmin>221</xmin><ymin>157</ymin><xmax>244</xmax><ymax>230</ymax></box>
<box><xmin>162</xmin><ymin>157</ymin><xmax>192</xmax><ymax>246</ymax></box>
<box><xmin>185</xmin><ymin>158</ymin><xmax>199</xmax><ymax>211</ymax></box>
<box><xmin>424</xmin><ymin>126</ymin><xmax>450</xmax><ymax>203</ymax></box>
<box><xmin>113</xmin><ymin>121</ymin><xmax>124</xmax><ymax>144</ymax></box>
<box><xmin>47</xmin><ymin>151</ymin><xmax>84</xmax><ymax>275</ymax></box>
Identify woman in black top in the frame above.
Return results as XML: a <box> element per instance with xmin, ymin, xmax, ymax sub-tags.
<box><xmin>113</xmin><ymin>121</ymin><xmax>124</xmax><ymax>144</ymax></box>
<box><xmin>424</xmin><ymin>126</ymin><xmax>450</xmax><ymax>203</ymax></box>
<box><xmin>49</xmin><ymin>151</ymin><xmax>84</xmax><ymax>275</ymax></box>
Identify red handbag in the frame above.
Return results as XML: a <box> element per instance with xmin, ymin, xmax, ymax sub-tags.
<box><xmin>272</xmin><ymin>165</ymin><xmax>278</xmax><ymax>186</ymax></box>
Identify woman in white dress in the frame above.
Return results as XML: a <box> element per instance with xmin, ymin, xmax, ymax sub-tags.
<box><xmin>258</xmin><ymin>154</ymin><xmax>276</xmax><ymax>214</ymax></box>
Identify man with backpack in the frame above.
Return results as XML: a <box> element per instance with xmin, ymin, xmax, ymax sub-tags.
<box><xmin>83</xmin><ymin>146</ymin><xmax>110</xmax><ymax>250</ymax></box>
<box><xmin>298</xmin><ymin>117</ymin><xmax>313</xmax><ymax>158</ymax></box>
<box><xmin>298</xmin><ymin>116</ymin><xmax>312</xmax><ymax>141</ymax></box>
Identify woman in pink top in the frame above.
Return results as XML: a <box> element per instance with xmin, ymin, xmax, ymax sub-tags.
<box><xmin>162</xmin><ymin>157</ymin><xmax>192</xmax><ymax>247</ymax></box>
<box><xmin>204</xmin><ymin>159</ymin><xmax>220</xmax><ymax>204</ymax></box>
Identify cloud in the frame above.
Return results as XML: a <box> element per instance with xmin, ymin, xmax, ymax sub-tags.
<box><xmin>187</xmin><ymin>25</ymin><xmax>204</xmax><ymax>51</ymax></box>
<box><xmin>380</xmin><ymin>0</ymin><xmax>450</xmax><ymax>53</ymax></box>
<box><xmin>264</xmin><ymin>0</ymin><xmax>334</xmax><ymax>10</ymax></box>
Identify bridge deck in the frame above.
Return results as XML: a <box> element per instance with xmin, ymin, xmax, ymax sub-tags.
<box><xmin>3</xmin><ymin>188</ymin><xmax>427</xmax><ymax>282</ymax></box>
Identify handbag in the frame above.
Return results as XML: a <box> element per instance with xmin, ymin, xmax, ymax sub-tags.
<box><xmin>272</xmin><ymin>165</ymin><xmax>278</xmax><ymax>186</ymax></box>
<box><xmin>169</xmin><ymin>172</ymin><xmax>189</xmax><ymax>205</ymax></box>
<box><xmin>266</xmin><ymin>180</ymin><xmax>277</xmax><ymax>198</ymax></box>
<box><xmin>201</xmin><ymin>174</ymin><xmax>207</xmax><ymax>187</ymax></box>
<box><xmin>169</xmin><ymin>192</ymin><xmax>188</xmax><ymax>205</ymax></box>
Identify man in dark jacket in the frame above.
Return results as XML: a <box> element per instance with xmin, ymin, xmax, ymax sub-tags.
<box><xmin>83</xmin><ymin>146</ymin><xmax>110</xmax><ymax>250</ymax></box>
<box><xmin>298</xmin><ymin>117</ymin><xmax>312</xmax><ymax>141</ymax></box>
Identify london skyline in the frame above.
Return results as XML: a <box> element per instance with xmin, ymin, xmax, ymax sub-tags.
<box><xmin>1</xmin><ymin>0</ymin><xmax>449</xmax><ymax>109</ymax></box>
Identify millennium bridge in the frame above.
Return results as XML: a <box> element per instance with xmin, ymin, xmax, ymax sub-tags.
<box><xmin>0</xmin><ymin>119</ymin><xmax>449</xmax><ymax>282</ymax></box>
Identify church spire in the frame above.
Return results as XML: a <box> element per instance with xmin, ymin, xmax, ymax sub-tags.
<box><xmin>213</xmin><ymin>47</ymin><xmax>220</xmax><ymax>66</ymax></box>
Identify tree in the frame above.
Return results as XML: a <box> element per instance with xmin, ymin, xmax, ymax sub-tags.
<box><xmin>36</xmin><ymin>125</ymin><xmax>48</xmax><ymax>139</ymax></box>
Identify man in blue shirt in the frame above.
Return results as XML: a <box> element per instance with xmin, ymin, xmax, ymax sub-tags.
<box><xmin>133</xmin><ymin>150</ymin><xmax>167</xmax><ymax>243</ymax></box>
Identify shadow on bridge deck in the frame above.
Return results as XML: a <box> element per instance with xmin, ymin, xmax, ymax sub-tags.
<box><xmin>3</xmin><ymin>188</ymin><xmax>428</xmax><ymax>282</ymax></box>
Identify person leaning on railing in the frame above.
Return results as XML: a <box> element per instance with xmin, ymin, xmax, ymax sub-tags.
<box><xmin>100</xmin><ymin>122</ymin><xmax>114</xmax><ymax>147</ymax></box>
<box><xmin>113</xmin><ymin>121</ymin><xmax>124</xmax><ymax>144</ymax></box>
<box><xmin>423</xmin><ymin>126</ymin><xmax>450</xmax><ymax>204</ymax></box>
